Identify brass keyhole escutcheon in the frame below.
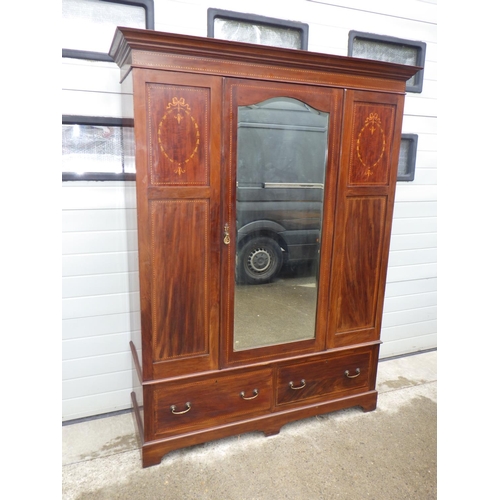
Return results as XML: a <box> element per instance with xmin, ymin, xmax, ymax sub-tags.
<box><xmin>223</xmin><ymin>223</ymin><xmax>230</xmax><ymax>245</ymax></box>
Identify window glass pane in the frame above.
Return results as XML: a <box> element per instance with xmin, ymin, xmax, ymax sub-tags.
<box><xmin>62</xmin><ymin>124</ymin><xmax>135</xmax><ymax>175</ymax></box>
<box><xmin>352</xmin><ymin>39</ymin><xmax>419</xmax><ymax>87</ymax></box>
<box><xmin>62</xmin><ymin>0</ymin><xmax>145</xmax><ymax>53</ymax></box>
<box><xmin>122</xmin><ymin>127</ymin><xmax>136</xmax><ymax>174</ymax></box>
<box><xmin>214</xmin><ymin>18</ymin><xmax>302</xmax><ymax>49</ymax></box>
<box><xmin>397</xmin><ymin>138</ymin><xmax>411</xmax><ymax>177</ymax></box>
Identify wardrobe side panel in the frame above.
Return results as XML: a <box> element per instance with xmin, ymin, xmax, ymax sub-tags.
<box><xmin>133</xmin><ymin>70</ymin><xmax>222</xmax><ymax>380</ymax></box>
<box><xmin>328</xmin><ymin>90</ymin><xmax>404</xmax><ymax>348</ymax></box>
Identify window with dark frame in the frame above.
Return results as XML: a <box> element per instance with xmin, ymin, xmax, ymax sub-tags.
<box><xmin>62</xmin><ymin>1</ymin><xmax>152</xmax><ymax>180</ymax></box>
<box><xmin>397</xmin><ymin>134</ymin><xmax>418</xmax><ymax>182</ymax></box>
<box><xmin>62</xmin><ymin>0</ymin><xmax>154</xmax><ymax>61</ymax></box>
<box><xmin>348</xmin><ymin>31</ymin><xmax>426</xmax><ymax>93</ymax></box>
<box><xmin>62</xmin><ymin>117</ymin><xmax>135</xmax><ymax>181</ymax></box>
<box><xmin>207</xmin><ymin>8</ymin><xmax>309</xmax><ymax>50</ymax></box>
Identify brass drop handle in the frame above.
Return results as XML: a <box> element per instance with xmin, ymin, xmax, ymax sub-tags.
<box><xmin>344</xmin><ymin>368</ymin><xmax>361</xmax><ymax>379</ymax></box>
<box><xmin>223</xmin><ymin>223</ymin><xmax>230</xmax><ymax>245</ymax></box>
<box><xmin>170</xmin><ymin>402</ymin><xmax>191</xmax><ymax>415</ymax></box>
<box><xmin>289</xmin><ymin>379</ymin><xmax>306</xmax><ymax>390</ymax></box>
<box><xmin>240</xmin><ymin>389</ymin><xmax>259</xmax><ymax>400</ymax></box>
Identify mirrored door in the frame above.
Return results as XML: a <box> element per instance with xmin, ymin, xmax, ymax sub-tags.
<box><xmin>222</xmin><ymin>80</ymin><xmax>342</xmax><ymax>366</ymax></box>
<box><xmin>234</xmin><ymin>96</ymin><xmax>328</xmax><ymax>350</ymax></box>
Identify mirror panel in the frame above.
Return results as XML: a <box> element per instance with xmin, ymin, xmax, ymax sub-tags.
<box><xmin>234</xmin><ymin>97</ymin><xmax>329</xmax><ymax>350</ymax></box>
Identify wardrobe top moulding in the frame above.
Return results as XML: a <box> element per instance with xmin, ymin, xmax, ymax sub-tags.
<box><xmin>109</xmin><ymin>27</ymin><xmax>420</xmax><ymax>93</ymax></box>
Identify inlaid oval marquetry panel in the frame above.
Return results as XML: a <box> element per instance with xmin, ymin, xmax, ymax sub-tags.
<box><xmin>348</xmin><ymin>103</ymin><xmax>396</xmax><ymax>186</ymax></box>
<box><xmin>147</xmin><ymin>84</ymin><xmax>209</xmax><ymax>185</ymax></box>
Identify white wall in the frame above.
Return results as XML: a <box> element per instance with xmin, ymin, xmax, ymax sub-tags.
<box><xmin>62</xmin><ymin>0</ymin><xmax>437</xmax><ymax>420</ymax></box>
<box><xmin>62</xmin><ymin>181</ymin><xmax>139</xmax><ymax>420</ymax></box>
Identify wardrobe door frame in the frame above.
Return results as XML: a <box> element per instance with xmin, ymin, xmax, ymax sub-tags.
<box><xmin>220</xmin><ymin>78</ymin><xmax>344</xmax><ymax>368</ymax></box>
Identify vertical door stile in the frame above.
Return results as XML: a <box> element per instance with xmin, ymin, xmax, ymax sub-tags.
<box><xmin>315</xmin><ymin>88</ymin><xmax>344</xmax><ymax>351</ymax></box>
<box><xmin>220</xmin><ymin>77</ymin><xmax>237</xmax><ymax>367</ymax></box>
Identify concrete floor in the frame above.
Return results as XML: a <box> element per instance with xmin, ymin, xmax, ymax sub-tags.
<box><xmin>234</xmin><ymin>275</ymin><xmax>318</xmax><ymax>350</ymax></box>
<box><xmin>62</xmin><ymin>350</ymin><xmax>437</xmax><ymax>500</ymax></box>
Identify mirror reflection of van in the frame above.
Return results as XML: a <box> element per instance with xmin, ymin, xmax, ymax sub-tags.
<box><xmin>236</xmin><ymin>183</ymin><xmax>324</xmax><ymax>284</ymax></box>
<box><xmin>236</xmin><ymin>98</ymin><xmax>329</xmax><ymax>284</ymax></box>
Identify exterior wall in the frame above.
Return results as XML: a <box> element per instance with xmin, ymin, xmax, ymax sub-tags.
<box><xmin>62</xmin><ymin>181</ymin><xmax>139</xmax><ymax>420</ymax></box>
<box><xmin>62</xmin><ymin>0</ymin><xmax>437</xmax><ymax>420</ymax></box>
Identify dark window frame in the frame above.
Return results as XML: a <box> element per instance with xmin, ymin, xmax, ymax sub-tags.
<box><xmin>207</xmin><ymin>8</ymin><xmax>309</xmax><ymax>50</ymax></box>
<box><xmin>62</xmin><ymin>0</ymin><xmax>154</xmax><ymax>62</ymax></box>
<box><xmin>348</xmin><ymin>31</ymin><xmax>426</xmax><ymax>93</ymax></box>
<box><xmin>397</xmin><ymin>134</ymin><xmax>418</xmax><ymax>182</ymax></box>
<box><xmin>62</xmin><ymin>115</ymin><xmax>136</xmax><ymax>182</ymax></box>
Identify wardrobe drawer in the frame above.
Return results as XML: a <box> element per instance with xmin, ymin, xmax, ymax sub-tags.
<box><xmin>276</xmin><ymin>349</ymin><xmax>373</xmax><ymax>406</ymax></box>
<box><xmin>152</xmin><ymin>367</ymin><xmax>273</xmax><ymax>438</ymax></box>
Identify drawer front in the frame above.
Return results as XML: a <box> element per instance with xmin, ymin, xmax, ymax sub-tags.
<box><xmin>276</xmin><ymin>349</ymin><xmax>373</xmax><ymax>406</ymax></box>
<box><xmin>152</xmin><ymin>368</ymin><xmax>273</xmax><ymax>438</ymax></box>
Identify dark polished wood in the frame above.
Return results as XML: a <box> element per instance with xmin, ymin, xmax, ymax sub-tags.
<box><xmin>327</xmin><ymin>90</ymin><xmax>404</xmax><ymax>349</ymax></box>
<box><xmin>109</xmin><ymin>27</ymin><xmax>419</xmax><ymax>90</ymax></box>
<box><xmin>276</xmin><ymin>348</ymin><xmax>374</xmax><ymax>406</ymax></box>
<box><xmin>110</xmin><ymin>28</ymin><xmax>419</xmax><ymax>468</ymax></box>
<box><xmin>141</xmin><ymin>390</ymin><xmax>379</xmax><ymax>468</ymax></box>
<box><xmin>335</xmin><ymin>196</ymin><xmax>387</xmax><ymax>332</ymax></box>
<box><xmin>149</xmin><ymin>367</ymin><xmax>273</xmax><ymax>440</ymax></box>
<box><xmin>131</xmin><ymin>69</ymin><xmax>222</xmax><ymax>381</ymax></box>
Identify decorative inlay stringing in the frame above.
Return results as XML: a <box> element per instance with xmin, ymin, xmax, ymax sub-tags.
<box><xmin>157</xmin><ymin>96</ymin><xmax>201</xmax><ymax>176</ymax></box>
<box><xmin>356</xmin><ymin>112</ymin><xmax>386</xmax><ymax>179</ymax></box>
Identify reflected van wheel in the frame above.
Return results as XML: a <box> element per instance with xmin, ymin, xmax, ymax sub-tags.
<box><xmin>238</xmin><ymin>237</ymin><xmax>284</xmax><ymax>285</ymax></box>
